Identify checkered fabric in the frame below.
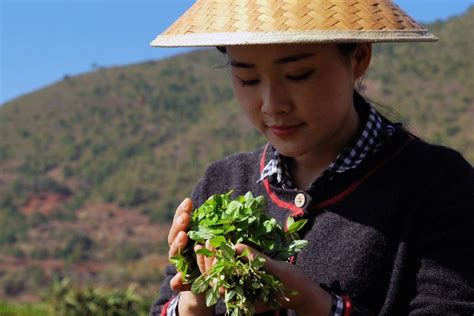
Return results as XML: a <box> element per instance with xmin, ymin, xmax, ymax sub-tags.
<box><xmin>166</xmin><ymin>294</ymin><xmax>180</xmax><ymax>316</ymax></box>
<box><xmin>259</xmin><ymin>149</ymin><xmax>294</xmax><ymax>189</ymax></box>
<box><xmin>333</xmin><ymin>294</ymin><xmax>345</xmax><ymax>316</ymax></box>
<box><xmin>328</xmin><ymin>106</ymin><xmax>395</xmax><ymax>173</ymax></box>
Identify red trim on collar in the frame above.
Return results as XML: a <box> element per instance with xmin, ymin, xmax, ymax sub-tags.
<box><xmin>260</xmin><ymin>144</ymin><xmax>305</xmax><ymax>217</ymax></box>
<box><xmin>313</xmin><ymin>171</ymin><xmax>371</xmax><ymax>209</ymax></box>
<box><xmin>260</xmin><ymin>135</ymin><xmax>414</xmax><ymax>214</ymax></box>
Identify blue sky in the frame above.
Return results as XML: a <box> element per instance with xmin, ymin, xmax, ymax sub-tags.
<box><xmin>1</xmin><ymin>0</ymin><xmax>473</xmax><ymax>105</ymax></box>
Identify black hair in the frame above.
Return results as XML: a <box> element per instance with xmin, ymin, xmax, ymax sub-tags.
<box><xmin>216</xmin><ymin>43</ymin><xmax>357</xmax><ymax>59</ymax></box>
<box><xmin>335</xmin><ymin>43</ymin><xmax>358</xmax><ymax>60</ymax></box>
<box><xmin>216</xmin><ymin>46</ymin><xmax>227</xmax><ymax>54</ymax></box>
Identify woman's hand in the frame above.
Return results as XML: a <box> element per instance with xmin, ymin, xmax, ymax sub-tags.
<box><xmin>234</xmin><ymin>243</ymin><xmax>332</xmax><ymax>316</ymax></box>
<box><xmin>167</xmin><ymin>198</ymin><xmax>213</xmax><ymax>316</ymax></box>
<box><xmin>167</xmin><ymin>199</ymin><xmax>330</xmax><ymax>315</ymax></box>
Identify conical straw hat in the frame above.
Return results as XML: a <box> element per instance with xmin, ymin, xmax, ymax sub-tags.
<box><xmin>151</xmin><ymin>0</ymin><xmax>437</xmax><ymax>47</ymax></box>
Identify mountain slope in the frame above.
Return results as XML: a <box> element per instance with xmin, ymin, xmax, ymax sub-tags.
<box><xmin>0</xmin><ymin>8</ymin><xmax>472</xmax><ymax>301</ymax></box>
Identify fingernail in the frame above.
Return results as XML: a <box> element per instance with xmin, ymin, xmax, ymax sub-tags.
<box><xmin>177</xmin><ymin>214</ymin><xmax>185</xmax><ymax>225</ymax></box>
<box><xmin>179</xmin><ymin>198</ymin><xmax>188</xmax><ymax>209</ymax></box>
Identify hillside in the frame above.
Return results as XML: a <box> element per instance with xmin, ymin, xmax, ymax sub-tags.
<box><xmin>0</xmin><ymin>8</ymin><xmax>473</xmax><ymax>302</ymax></box>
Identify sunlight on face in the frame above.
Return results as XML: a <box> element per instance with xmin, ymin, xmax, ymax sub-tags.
<box><xmin>226</xmin><ymin>43</ymin><xmax>371</xmax><ymax>161</ymax></box>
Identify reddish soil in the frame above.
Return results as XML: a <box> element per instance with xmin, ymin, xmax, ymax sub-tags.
<box><xmin>21</xmin><ymin>193</ymin><xmax>70</xmax><ymax>217</ymax></box>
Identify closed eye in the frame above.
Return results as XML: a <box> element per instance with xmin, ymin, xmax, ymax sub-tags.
<box><xmin>236</xmin><ymin>69</ymin><xmax>314</xmax><ymax>87</ymax></box>
<box><xmin>237</xmin><ymin>77</ymin><xmax>260</xmax><ymax>87</ymax></box>
<box><xmin>286</xmin><ymin>70</ymin><xmax>315</xmax><ymax>81</ymax></box>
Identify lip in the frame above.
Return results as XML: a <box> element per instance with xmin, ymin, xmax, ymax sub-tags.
<box><xmin>269</xmin><ymin>124</ymin><xmax>303</xmax><ymax>137</ymax></box>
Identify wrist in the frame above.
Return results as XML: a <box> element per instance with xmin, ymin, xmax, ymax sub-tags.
<box><xmin>178</xmin><ymin>291</ymin><xmax>214</xmax><ymax>316</ymax></box>
<box><xmin>297</xmin><ymin>285</ymin><xmax>332</xmax><ymax>316</ymax></box>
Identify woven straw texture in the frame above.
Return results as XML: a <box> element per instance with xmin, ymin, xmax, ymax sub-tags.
<box><xmin>151</xmin><ymin>0</ymin><xmax>437</xmax><ymax>46</ymax></box>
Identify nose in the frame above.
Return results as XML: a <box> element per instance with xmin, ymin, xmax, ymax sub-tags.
<box><xmin>261</xmin><ymin>80</ymin><xmax>291</xmax><ymax>115</ymax></box>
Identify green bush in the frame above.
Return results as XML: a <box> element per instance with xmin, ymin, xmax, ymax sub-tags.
<box><xmin>0</xmin><ymin>300</ymin><xmax>50</xmax><ymax>316</ymax></box>
<box><xmin>49</xmin><ymin>278</ymin><xmax>152</xmax><ymax>316</ymax></box>
<box><xmin>1</xmin><ymin>266</ymin><xmax>47</xmax><ymax>297</ymax></box>
<box><xmin>61</xmin><ymin>233</ymin><xmax>94</xmax><ymax>262</ymax></box>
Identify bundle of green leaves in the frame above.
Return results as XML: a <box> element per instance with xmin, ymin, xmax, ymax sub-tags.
<box><xmin>170</xmin><ymin>191</ymin><xmax>308</xmax><ymax>316</ymax></box>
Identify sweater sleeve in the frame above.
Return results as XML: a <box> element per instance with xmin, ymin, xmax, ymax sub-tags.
<box><xmin>409</xmin><ymin>148</ymin><xmax>474</xmax><ymax>314</ymax></box>
<box><xmin>149</xmin><ymin>265</ymin><xmax>179</xmax><ymax>316</ymax></box>
<box><xmin>149</xmin><ymin>178</ymin><xmax>208</xmax><ymax>316</ymax></box>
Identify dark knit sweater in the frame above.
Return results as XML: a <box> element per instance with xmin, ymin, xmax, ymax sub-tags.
<box><xmin>151</xmin><ymin>126</ymin><xmax>474</xmax><ymax>316</ymax></box>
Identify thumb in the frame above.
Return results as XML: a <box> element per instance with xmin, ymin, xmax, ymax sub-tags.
<box><xmin>234</xmin><ymin>243</ymin><xmax>291</xmax><ymax>282</ymax></box>
<box><xmin>234</xmin><ymin>243</ymin><xmax>279</xmax><ymax>272</ymax></box>
<box><xmin>234</xmin><ymin>243</ymin><xmax>291</xmax><ymax>310</ymax></box>
<box><xmin>234</xmin><ymin>243</ymin><xmax>266</xmax><ymax>261</ymax></box>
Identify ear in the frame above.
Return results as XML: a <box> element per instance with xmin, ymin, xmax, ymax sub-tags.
<box><xmin>353</xmin><ymin>43</ymin><xmax>372</xmax><ymax>79</ymax></box>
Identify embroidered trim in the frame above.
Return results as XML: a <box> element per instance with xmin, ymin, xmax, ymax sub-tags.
<box><xmin>260</xmin><ymin>144</ymin><xmax>305</xmax><ymax>216</ymax></box>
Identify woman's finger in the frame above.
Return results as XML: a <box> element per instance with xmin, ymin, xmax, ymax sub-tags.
<box><xmin>195</xmin><ymin>244</ymin><xmax>207</xmax><ymax>274</ymax></box>
<box><xmin>169</xmin><ymin>231</ymin><xmax>188</xmax><ymax>259</ymax></box>
<box><xmin>168</xmin><ymin>198</ymin><xmax>193</xmax><ymax>246</ymax></box>
<box><xmin>204</xmin><ymin>240</ymin><xmax>216</xmax><ymax>270</ymax></box>
<box><xmin>235</xmin><ymin>243</ymin><xmax>291</xmax><ymax>279</ymax></box>
<box><xmin>234</xmin><ymin>243</ymin><xmax>270</xmax><ymax>264</ymax></box>
<box><xmin>170</xmin><ymin>272</ymin><xmax>191</xmax><ymax>292</ymax></box>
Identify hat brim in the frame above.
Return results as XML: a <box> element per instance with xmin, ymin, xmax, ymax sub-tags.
<box><xmin>151</xmin><ymin>29</ymin><xmax>438</xmax><ymax>47</ymax></box>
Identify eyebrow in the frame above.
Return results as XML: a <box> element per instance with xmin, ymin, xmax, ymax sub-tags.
<box><xmin>230</xmin><ymin>53</ymin><xmax>314</xmax><ymax>68</ymax></box>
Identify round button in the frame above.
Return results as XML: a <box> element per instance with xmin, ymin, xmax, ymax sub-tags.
<box><xmin>294</xmin><ymin>193</ymin><xmax>306</xmax><ymax>208</ymax></box>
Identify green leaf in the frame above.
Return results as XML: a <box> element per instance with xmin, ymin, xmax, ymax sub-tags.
<box><xmin>170</xmin><ymin>191</ymin><xmax>308</xmax><ymax>316</ymax></box>
<box><xmin>287</xmin><ymin>218</ymin><xmax>308</xmax><ymax>234</ymax></box>
<box><xmin>195</xmin><ymin>248</ymin><xmax>214</xmax><ymax>257</ymax></box>
<box><xmin>286</xmin><ymin>216</ymin><xmax>295</xmax><ymax>230</ymax></box>
<box><xmin>191</xmin><ymin>274</ymin><xmax>209</xmax><ymax>294</ymax></box>
<box><xmin>244</xmin><ymin>191</ymin><xmax>254</xmax><ymax>201</ymax></box>
<box><xmin>225</xmin><ymin>290</ymin><xmax>236</xmax><ymax>303</ymax></box>
<box><xmin>250</xmin><ymin>256</ymin><xmax>266</xmax><ymax>269</ymax></box>
<box><xmin>220</xmin><ymin>243</ymin><xmax>235</xmax><ymax>261</ymax></box>
<box><xmin>263</xmin><ymin>218</ymin><xmax>276</xmax><ymax>233</ymax></box>
<box><xmin>169</xmin><ymin>254</ymin><xmax>188</xmax><ymax>274</ymax></box>
<box><xmin>289</xmin><ymin>239</ymin><xmax>308</xmax><ymax>253</ymax></box>
<box><xmin>210</xmin><ymin>235</ymin><xmax>226</xmax><ymax>248</ymax></box>
<box><xmin>223</xmin><ymin>224</ymin><xmax>236</xmax><ymax>234</ymax></box>
<box><xmin>205</xmin><ymin>286</ymin><xmax>220</xmax><ymax>307</ymax></box>
<box><xmin>237</xmin><ymin>247</ymin><xmax>250</xmax><ymax>259</ymax></box>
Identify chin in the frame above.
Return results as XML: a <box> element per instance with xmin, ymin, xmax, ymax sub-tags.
<box><xmin>269</xmin><ymin>140</ymin><xmax>305</xmax><ymax>158</ymax></box>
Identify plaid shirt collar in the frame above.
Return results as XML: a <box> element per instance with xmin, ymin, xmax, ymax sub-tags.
<box><xmin>258</xmin><ymin>99</ymin><xmax>395</xmax><ymax>189</ymax></box>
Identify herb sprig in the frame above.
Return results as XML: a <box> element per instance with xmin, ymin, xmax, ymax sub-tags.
<box><xmin>170</xmin><ymin>191</ymin><xmax>308</xmax><ymax>316</ymax></box>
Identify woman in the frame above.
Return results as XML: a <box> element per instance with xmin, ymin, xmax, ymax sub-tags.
<box><xmin>149</xmin><ymin>1</ymin><xmax>474</xmax><ymax>315</ymax></box>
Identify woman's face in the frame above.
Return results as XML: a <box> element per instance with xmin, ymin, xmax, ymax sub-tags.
<box><xmin>226</xmin><ymin>43</ymin><xmax>371</xmax><ymax>160</ymax></box>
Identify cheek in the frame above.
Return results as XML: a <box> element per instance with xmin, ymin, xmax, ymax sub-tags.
<box><xmin>298</xmin><ymin>70</ymin><xmax>352</xmax><ymax>105</ymax></box>
<box><xmin>290</xmin><ymin>78</ymin><xmax>352</xmax><ymax>129</ymax></box>
<box><xmin>232</xmin><ymin>83</ymin><xmax>263</xmax><ymax>127</ymax></box>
